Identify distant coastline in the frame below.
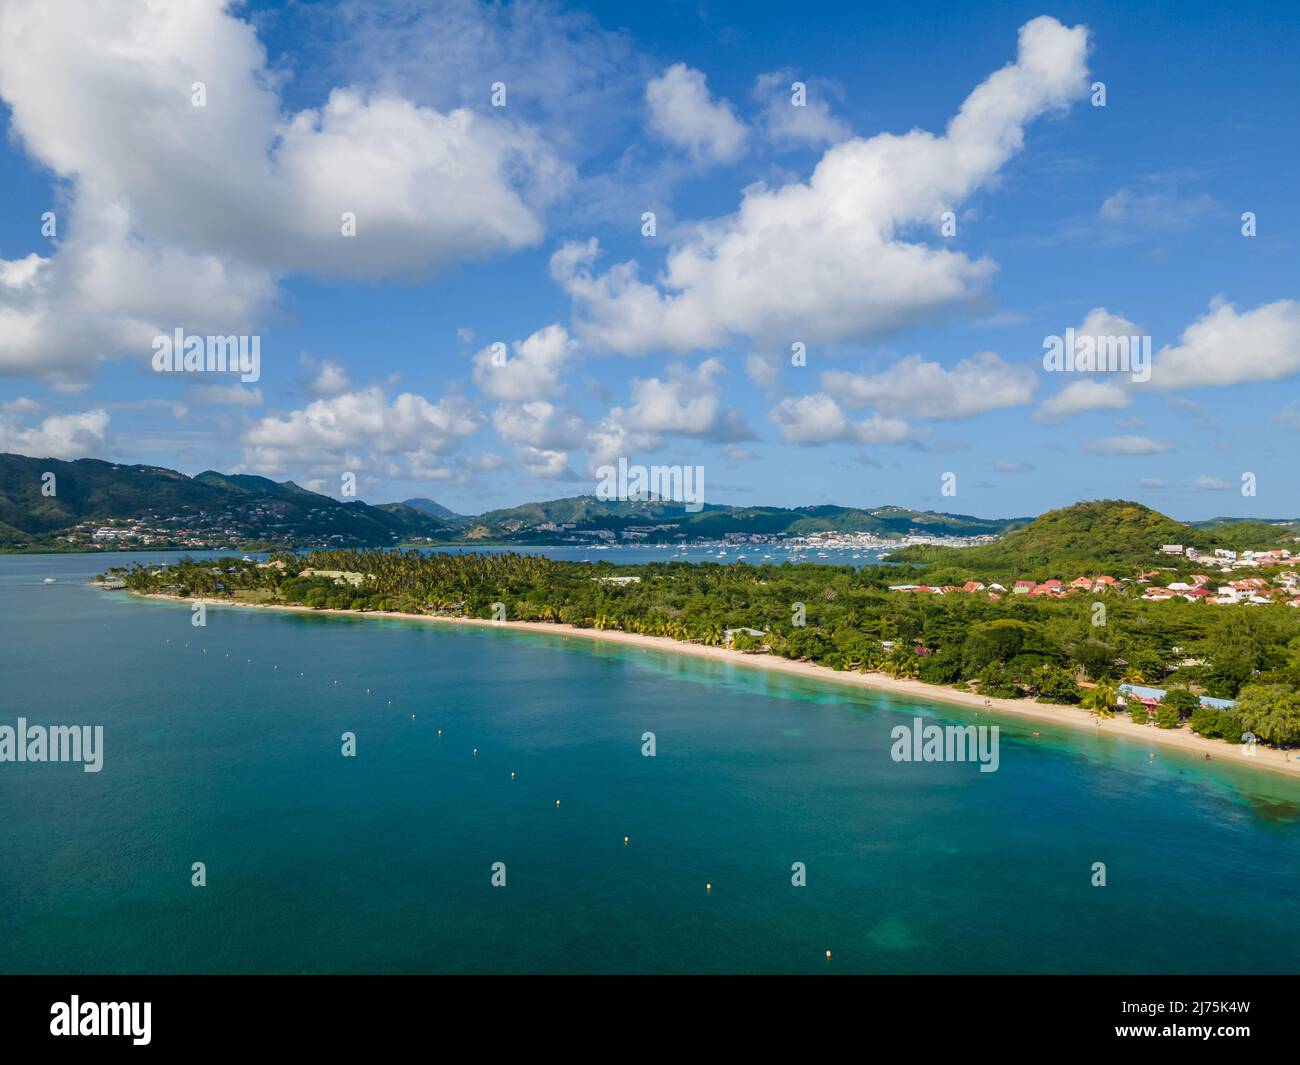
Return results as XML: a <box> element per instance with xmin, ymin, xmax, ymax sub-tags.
<box><xmin>120</xmin><ymin>589</ymin><xmax>1300</xmax><ymax>780</ymax></box>
<box><xmin>0</xmin><ymin>540</ymin><xmax>594</xmax><ymax>556</ymax></box>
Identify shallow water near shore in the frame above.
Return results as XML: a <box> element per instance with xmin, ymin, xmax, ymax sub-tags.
<box><xmin>2</xmin><ymin>552</ymin><xmax>1299</xmax><ymax>974</ymax></box>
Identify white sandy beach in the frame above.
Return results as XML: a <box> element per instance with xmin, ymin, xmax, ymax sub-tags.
<box><xmin>130</xmin><ymin>591</ymin><xmax>1300</xmax><ymax>780</ymax></box>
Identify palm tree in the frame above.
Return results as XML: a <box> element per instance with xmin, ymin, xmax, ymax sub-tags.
<box><xmin>1082</xmin><ymin>682</ymin><xmax>1118</xmax><ymax>719</ymax></box>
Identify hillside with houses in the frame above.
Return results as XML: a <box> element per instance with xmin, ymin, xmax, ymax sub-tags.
<box><xmin>890</xmin><ymin>546</ymin><xmax>1300</xmax><ymax>608</ymax></box>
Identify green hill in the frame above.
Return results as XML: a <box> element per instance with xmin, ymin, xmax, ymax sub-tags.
<box><xmin>1188</xmin><ymin>518</ymin><xmax>1298</xmax><ymax>551</ymax></box>
<box><xmin>885</xmin><ymin>499</ymin><xmax>1278</xmax><ymax>578</ymax></box>
<box><xmin>400</xmin><ymin>497</ymin><xmax>470</xmax><ymax>522</ymax></box>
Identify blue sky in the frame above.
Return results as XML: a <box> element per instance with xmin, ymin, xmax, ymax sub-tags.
<box><xmin>0</xmin><ymin>0</ymin><xmax>1297</xmax><ymax>519</ymax></box>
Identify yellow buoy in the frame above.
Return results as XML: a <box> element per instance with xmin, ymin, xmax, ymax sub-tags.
<box><xmin>706</xmin><ymin>883</ymin><xmax>712</xmax><ymax>893</ymax></box>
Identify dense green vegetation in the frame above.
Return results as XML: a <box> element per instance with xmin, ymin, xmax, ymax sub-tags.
<box><xmin>105</xmin><ymin>546</ymin><xmax>1300</xmax><ymax>747</ymax></box>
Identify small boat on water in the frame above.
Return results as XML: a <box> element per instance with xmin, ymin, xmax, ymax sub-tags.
<box><xmin>43</xmin><ymin>576</ymin><xmax>56</xmax><ymax>584</ymax></box>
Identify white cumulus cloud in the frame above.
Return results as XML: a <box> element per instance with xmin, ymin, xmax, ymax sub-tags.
<box><xmin>473</xmin><ymin>324</ymin><xmax>574</xmax><ymax>403</ymax></box>
<box><xmin>1149</xmin><ymin>298</ymin><xmax>1300</xmax><ymax>389</ymax></box>
<box><xmin>554</xmin><ymin>16</ymin><xmax>1090</xmax><ymax>357</ymax></box>
<box><xmin>1</xmin><ymin>407</ymin><xmax>110</xmax><ymax>460</ymax></box>
<box><xmin>645</xmin><ymin>63</ymin><xmax>747</xmax><ymax>163</ymax></box>
<box><xmin>242</xmin><ymin>387</ymin><xmax>483</xmax><ymax>480</ymax></box>
<box><xmin>823</xmin><ymin>351</ymin><xmax>1036</xmax><ymax>419</ymax></box>
<box><xmin>769</xmin><ymin>393</ymin><xmax>915</xmax><ymax>446</ymax></box>
<box><xmin>0</xmin><ymin>0</ymin><xmax>568</xmax><ymax>383</ymax></box>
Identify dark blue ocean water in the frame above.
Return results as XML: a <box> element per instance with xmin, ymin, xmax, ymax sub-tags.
<box><xmin>2</xmin><ymin>552</ymin><xmax>1298</xmax><ymax>974</ymax></box>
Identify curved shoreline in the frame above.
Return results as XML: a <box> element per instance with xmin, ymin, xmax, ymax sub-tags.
<box><xmin>124</xmin><ymin>590</ymin><xmax>1300</xmax><ymax>780</ymax></box>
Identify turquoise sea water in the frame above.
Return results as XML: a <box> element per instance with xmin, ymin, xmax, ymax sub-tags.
<box><xmin>2</xmin><ymin>552</ymin><xmax>1299</xmax><ymax>974</ymax></box>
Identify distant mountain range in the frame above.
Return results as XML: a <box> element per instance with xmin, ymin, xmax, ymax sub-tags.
<box><xmin>0</xmin><ymin>454</ymin><xmax>457</xmax><ymax>549</ymax></box>
<box><xmin>456</xmin><ymin>496</ymin><xmax>1026</xmax><ymax>543</ymax></box>
<box><xmin>402</xmin><ymin>497</ymin><xmax>470</xmax><ymax>522</ymax></box>
<box><xmin>2</xmin><ymin>453</ymin><xmax>1296</xmax><ymax>555</ymax></box>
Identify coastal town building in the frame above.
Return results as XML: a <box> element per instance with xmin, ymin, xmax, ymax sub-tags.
<box><xmin>1118</xmin><ymin>684</ymin><xmax>1237</xmax><ymax>712</ymax></box>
